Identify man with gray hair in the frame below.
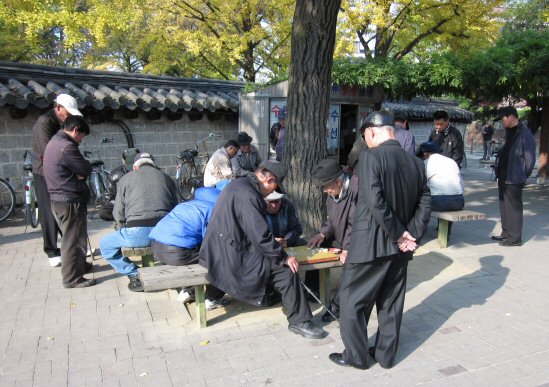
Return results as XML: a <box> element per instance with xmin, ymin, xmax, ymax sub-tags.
<box><xmin>32</xmin><ymin>94</ymin><xmax>83</xmax><ymax>267</ymax></box>
<box><xmin>100</xmin><ymin>152</ymin><xmax>178</xmax><ymax>292</ymax></box>
<box><xmin>330</xmin><ymin>110</ymin><xmax>430</xmax><ymax>370</ymax></box>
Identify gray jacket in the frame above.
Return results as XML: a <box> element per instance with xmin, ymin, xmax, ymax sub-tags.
<box><xmin>114</xmin><ymin>165</ymin><xmax>178</xmax><ymax>228</ymax></box>
<box><xmin>231</xmin><ymin>146</ymin><xmax>262</xmax><ymax>177</ymax></box>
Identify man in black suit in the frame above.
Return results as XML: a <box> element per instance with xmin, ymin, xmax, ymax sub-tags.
<box><xmin>329</xmin><ymin>110</ymin><xmax>431</xmax><ymax>370</ymax></box>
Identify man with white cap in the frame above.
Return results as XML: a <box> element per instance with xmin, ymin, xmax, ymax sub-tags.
<box><xmin>100</xmin><ymin>152</ymin><xmax>178</xmax><ymax>292</ymax></box>
<box><xmin>32</xmin><ymin>94</ymin><xmax>83</xmax><ymax>267</ymax></box>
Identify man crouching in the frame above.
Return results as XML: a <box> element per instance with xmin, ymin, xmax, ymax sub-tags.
<box><xmin>199</xmin><ymin>160</ymin><xmax>327</xmax><ymax>339</ymax></box>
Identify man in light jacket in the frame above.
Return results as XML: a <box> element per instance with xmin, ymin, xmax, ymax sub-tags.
<box><xmin>203</xmin><ymin>140</ymin><xmax>238</xmax><ymax>187</ymax></box>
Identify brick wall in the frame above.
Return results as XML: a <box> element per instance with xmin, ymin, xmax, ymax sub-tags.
<box><xmin>0</xmin><ymin>107</ymin><xmax>238</xmax><ymax>204</ymax></box>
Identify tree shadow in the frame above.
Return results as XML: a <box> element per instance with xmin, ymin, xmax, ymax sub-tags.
<box><xmin>396</xmin><ymin>255</ymin><xmax>508</xmax><ymax>363</ymax></box>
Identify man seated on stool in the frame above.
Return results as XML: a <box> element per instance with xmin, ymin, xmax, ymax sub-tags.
<box><xmin>148</xmin><ymin>187</ymin><xmax>228</xmax><ymax>310</ymax></box>
<box><xmin>203</xmin><ymin>140</ymin><xmax>239</xmax><ymax>187</ymax></box>
<box><xmin>418</xmin><ymin>141</ymin><xmax>464</xmax><ymax>235</ymax></box>
<box><xmin>307</xmin><ymin>158</ymin><xmax>359</xmax><ymax>322</ymax></box>
<box><xmin>100</xmin><ymin>152</ymin><xmax>178</xmax><ymax>292</ymax></box>
<box><xmin>231</xmin><ymin>131</ymin><xmax>262</xmax><ymax>177</ymax></box>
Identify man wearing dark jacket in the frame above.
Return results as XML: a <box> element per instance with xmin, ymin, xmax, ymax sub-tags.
<box><xmin>231</xmin><ymin>132</ymin><xmax>262</xmax><ymax>177</ymax></box>
<box><xmin>491</xmin><ymin>106</ymin><xmax>536</xmax><ymax>247</ymax></box>
<box><xmin>330</xmin><ymin>110</ymin><xmax>431</xmax><ymax>370</ymax></box>
<box><xmin>200</xmin><ymin>160</ymin><xmax>328</xmax><ymax>339</ymax></box>
<box><xmin>32</xmin><ymin>94</ymin><xmax>83</xmax><ymax>267</ymax></box>
<box><xmin>99</xmin><ymin>152</ymin><xmax>178</xmax><ymax>292</ymax></box>
<box><xmin>43</xmin><ymin>116</ymin><xmax>95</xmax><ymax>288</ymax></box>
<box><xmin>307</xmin><ymin>158</ymin><xmax>359</xmax><ymax>323</ymax></box>
<box><xmin>429</xmin><ymin>110</ymin><xmax>464</xmax><ymax>167</ymax></box>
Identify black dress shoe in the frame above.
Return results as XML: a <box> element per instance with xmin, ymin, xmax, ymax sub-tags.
<box><xmin>499</xmin><ymin>239</ymin><xmax>522</xmax><ymax>247</ymax></box>
<box><xmin>85</xmin><ymin>261</ymin><xmax>93</xmax><ymax>273</ymax></box>
<box><xmin>328</xmin><ymin>353</ymin><xmax>368</xmax><ymax>370</ymax></box>
<box><xmin>288</xmin><ymin>321</ymin><xmax>328</xmax><ymax>339</ymax></box>
<box><xmin>321</xmin><ymin>306</ymin><xmax>339</xmax><ymax>323</ymax></box>
<box><xmin>491</xmin><ymin>235</ymin><xmax>506</xmax><ymax>241</ymax></box>
<box><xmin>65</xmin><ymin>278</ymin><xmax>96</xmax><ymax>288</ymax></box>
<box><xmin>128</xmin><ymin>276</ymin><xmax>144</xmax><ymax>292</ymax></box>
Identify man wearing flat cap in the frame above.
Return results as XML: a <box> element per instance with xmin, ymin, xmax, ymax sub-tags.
<box><xmin>100</xmin><ymin>152</ymin><xmax>178</xmax><ymax>292</ymax></box>
<box><xmin>307</xmin><ymin>158</ymin><xmax>359</xmax><ymax>322</ymax></box>
<box><xmin>231</xmin><ymin>131</ymin><xmax>263</xmax><ymax>177</ymax></box>
<box><xmin>200</xmin><ymin>160</ymin><xmax>328</xmax><ymax>339</ymax></box>
<box><xmin>330</xmin><ymin>110</ymin><xmax>430</xmax><ymax>370</ymax></box>
<box><xmin>32</xmin><ymin>93</ymin><xmax>83</xmax><ymax>267</ymax></box>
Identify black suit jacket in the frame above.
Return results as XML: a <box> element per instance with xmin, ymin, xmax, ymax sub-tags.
<box><xmin>347</xmin><ymin>140</ymin><xmax>431</xmax><ymax>263</ymax></box>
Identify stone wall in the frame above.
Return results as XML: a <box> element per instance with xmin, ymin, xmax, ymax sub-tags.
<box><xmin>0</xmin><ymin>107</ymin><xmax>238</xmax><ymax>204</ymax></box>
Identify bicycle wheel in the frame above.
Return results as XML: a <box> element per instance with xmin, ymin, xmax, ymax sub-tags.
<box><xmin>25</xmin><ymin>201</ymin><xmax>40</xmax><ymax>228</ymax></box>
<box><xmin>178</xmin><ymin>163</ymin><xmax>195</xmax><ymax>201</ymax></box>
<box><xmin>0</xmin><ymin>178</ymin><xmax>16</xmax><ymax>223</ymax></box>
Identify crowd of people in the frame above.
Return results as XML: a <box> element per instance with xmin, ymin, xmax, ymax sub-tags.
<box><xmin>33</xmin><ymin>95</ymin><xmax>536</xmax><ymax>367</ymax></box>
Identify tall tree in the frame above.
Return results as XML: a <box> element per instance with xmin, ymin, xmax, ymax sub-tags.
<box><xmin>285</xmin><ymin>0</ymin><xmax>341</xmax><ymax>236</ymax></box>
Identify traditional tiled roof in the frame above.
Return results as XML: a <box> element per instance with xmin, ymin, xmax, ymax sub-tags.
<box><xmin>0</xmin><ymin>61</ymin><xmax>244</xmax><ymax>113</ymax></box>
<box><xmin>384</xmin><ymin>99</ymin><xmax>474</xmax><ymax>122</ymax></box>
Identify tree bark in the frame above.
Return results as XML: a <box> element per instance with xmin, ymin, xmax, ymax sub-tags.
<box><xmin>285</xmin><ymin>0</ymin><xmax>342</xmax><ymax>237</ymax></box>
<box><xmin>537</xmin><ymin>96</ymin><xmax>549</xmax><ymax>181</ymax></box>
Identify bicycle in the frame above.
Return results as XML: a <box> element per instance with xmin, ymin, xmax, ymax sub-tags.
<box><xmin>176</xmin><ymin>132</ymin><xmax>220</xmax><ymax>201</ymax></box>
<box><xmin>84</xmin><ymin>137</ymin><xmax>113</xmax><ymax>203</ymax></box>
<box><xmin>0</xmin><ymin>177</ymin><xmax>16</xmax><ymax>224</ymax></box>
<box><xmin>22</xmin><ymin>151</ymin><xmax>39</xmax><ymax>229</ymax></box>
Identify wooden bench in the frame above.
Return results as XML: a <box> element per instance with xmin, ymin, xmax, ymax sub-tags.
<box><xmin>138</xmin><ymin>259</ymin><xmax>343</xmax><ymax>328</ymax></box>
<box><xmin>121</xmin><ymin>247</ymin><xmax>155</xmax><ymax>267</ymax></box>
<box><xmin>431</xmin><ymin>209</ymin><xmax>486</xmax><ymax>248</ymax></box>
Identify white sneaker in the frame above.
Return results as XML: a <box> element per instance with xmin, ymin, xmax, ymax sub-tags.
<box><xmin>177</xmin><ymin>290</ymin><xmax>194</xmax><ymax>303</ymax></box>
<box><xmin>205</xmin><ymin>298</ymin><xmax>230</xmax><ymax>311</ymax></box>
<box><xmin>49</xmin><ymin>256</ymin><xmax>62</xmax><ymax>267</ymax></box>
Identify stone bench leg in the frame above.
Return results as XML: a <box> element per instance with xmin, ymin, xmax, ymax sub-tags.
<box><xmin>318</xmin><ymin>268</ymin><xmax>331</xmax><ymax>305</ymax></box>
<box><xmin>194</xmin><ymin>284</ymin><xmax>207</xmax><ymax>328</ymax></box>
<box><xmin>438</xmin><ymin>219</ymin><xmax>449</xmax><ymax>248</ymax></box>
<box><xmin>142</xmin><ymin>254</ymin><xmax>155</xmax><ymax>267</ymax></box>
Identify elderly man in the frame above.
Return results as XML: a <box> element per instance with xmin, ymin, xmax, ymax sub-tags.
<box><xmin>428</xmin><ymin>110</ymin><xmax>464</xmax><ymax>167</ymax></box>
<box><xmin>203</xmin><ymin>140</ymin><xmax>239</xmax><ymax>187</ymax></box>
<box><xmin>264</xmin><ymin>191</ymin><xmax>303</xmax><ymax>248</ymax></box>
<box><xmin>33</xmin><ymin>94</ymin><xmax>83</xmax><ymax>267</ymax></box>
<box><xmin>330</xmin><ymin>110</ymin><xmax>430</xmax><ymax>370</ymax></box>
<box><xmin>200</xmin><ymin>160</ymin><xmax>327</xmax><ymax>339</ymax></box>
<box><xmin>492</xmin><ymin>106</ymin><xmax>536</xmax><ymax>247</ymax></box>
<box><xmin>307</xmin><ymin>158</ymin><xmax>359</xmax><ymax>322</ymax></box>
<box><xmin>394</xmin><ymin>111</ymin><xmax>416</xmax><ymax>154</ymax></box>
<box><xmin>100</xmin><ymin>152</ymin><xmax>178</xmax><ymax>292</ymax></box>
<box><xmin>43</xmin><ymin>116</ymin><xmax>94</xmax><ymax>288</ymax></box>
<box><xmin>231</xmin><ymin>131</ymin><xmax>262</xmax><ymax>177</ymax></box>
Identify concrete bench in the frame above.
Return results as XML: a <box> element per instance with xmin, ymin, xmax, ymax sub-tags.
<box><xmin>431</xmin><ymin>209</ymin><xmax>486</xmax><ymax>248</ymax></box>
<box><xmin>121</xmin><ymin>247</ymin><xmax>155</xmax><ymax>267</ymax></box>
<box><xmin>138</xmin><ymin>260</ymin><xmax>343</xmax><ymax>328</ymax></box>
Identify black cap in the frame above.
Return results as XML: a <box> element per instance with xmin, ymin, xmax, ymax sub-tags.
<box><xmin>311</xmin><ymin>159</ymin><xmax>343</xmax><ymax>187</ymax></box>
<box><xmin>258</xmin><ymin>160</ymin><xmax>286</xmax><ymax>193</ymax></box>
<box><xmin>419</xmin><ymin>141</ymin><xmax>440</xmax><ymax>154</ymax></box>
<box><xmin>237</xmin><ymin>131</ymin><xmax>253</xmax><ymax>145</ymax></box>
<box><xmin>363</xmin><ymin>110</ymin><xmax>395</xmax><ymax>128</ymax></box>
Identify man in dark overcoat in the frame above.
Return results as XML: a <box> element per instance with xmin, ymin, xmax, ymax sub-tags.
<box><xmin>429</xmin><ymin>110</ymin><xmax>464</xmax><ymax>167</ymax></box>
<box><xmin>330</xmin><ymin>110</ymin><xmax>431</xmax><ymax>369</ymax></box>
<box><xmin>199</xmin><ymin>160</ymin><xmax>327</xmax><ymax>339</ymax></box>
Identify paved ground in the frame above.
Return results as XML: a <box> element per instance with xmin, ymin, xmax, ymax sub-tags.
<box><xmin>1</xmin><ymin>155</ymin><xmax>549</xmax><ymax>386</ymax></box>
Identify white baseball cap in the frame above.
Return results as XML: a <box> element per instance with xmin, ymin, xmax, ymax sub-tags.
<box><xmin>55</xmin><ymin>94</ymin><xmax>83</xmax><ymax>116</ymax></box>
<box><xmin>265</xmin><ymin>191</ymin><xmax>284</xmax><ymax>201</ymax></box>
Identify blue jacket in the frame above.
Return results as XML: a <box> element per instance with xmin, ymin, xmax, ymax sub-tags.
<box><xmin>501</xmin><ymin>122</ymin><xmax>536</xmax><ymax>185</ymax></box>
<box><xmin>148</xmin><ymin>187</ymin><xmax>220</xmax><ymax>248</ymax></box>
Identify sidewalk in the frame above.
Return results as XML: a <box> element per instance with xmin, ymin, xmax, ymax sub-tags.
<box><xmin>1</xmin><ymin>157</ymin><xmax>548</xmax><ymax>386</ymax></box>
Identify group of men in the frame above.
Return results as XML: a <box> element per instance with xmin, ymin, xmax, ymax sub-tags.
<box><xmin>33</xmin><ymin>93</ymin><xmax>536</xmax><ymax>369</ymax></box>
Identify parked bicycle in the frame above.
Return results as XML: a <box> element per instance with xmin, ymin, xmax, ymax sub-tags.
<box><xmin>176</xmin><ymin>132</ymin><xmax>220</xmax><ymax>201</ymax></box>
<box><xmin>22</xmin><ymin>151</ymin><xmax>39</xmax><ymax>229</ymax></box>
<box><xmin>84</xmin><ymin>137</ymin><xmax>113</xmax><ymax>203</ymax></box>
<box><xmin>0</xmin><ymin>177</ymin><xmax>16</xmax><ymax>224</ymax></box>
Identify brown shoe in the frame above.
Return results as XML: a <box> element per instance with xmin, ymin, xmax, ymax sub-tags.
<box><xmin>65</xmin><ymin>278</ymin><xmax>96</xmax><ymax>288</ymax></box>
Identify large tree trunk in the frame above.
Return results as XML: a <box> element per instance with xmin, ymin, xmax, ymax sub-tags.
<box><xmin>285</xmin><ymin>0</ymin><xmax>341</xmax><ymax>237</ymax></box>
<box><xmin>537</xmin><ymin>96</ymin><xmax>549</xmax><ymax>181</ymax></box>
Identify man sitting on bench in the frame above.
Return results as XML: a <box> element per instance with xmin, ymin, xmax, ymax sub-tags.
<box><xmin>100</xmin><ymin>152</ymin><xmax>178</xmax><ymax>292</ymax></box>
<box><xmin>148</xmin><ymin>187</ymin><xmax>228</xmax><ymax>310</ymax></box>
<box><xmin>200</xmin><ymin>161</ymin><xmax>328</xmax><ymax>340</ymax></box>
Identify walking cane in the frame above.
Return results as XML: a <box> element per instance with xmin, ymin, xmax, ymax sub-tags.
<box><xmin>87</xmin><ymin>236</ymin><xmax>98</xmax><ymax>260</ymax></box>
<box><xmin>299</xmin><ymin>278</ymin><xmax>339</xmax><ymax>322</ymax></box>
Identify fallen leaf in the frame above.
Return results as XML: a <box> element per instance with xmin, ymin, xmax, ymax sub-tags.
<box><xmin>199</xmin><ymin>340</ymin><xmax>209</xmax><ymax>346</ymax></box>
<box><xmin>139</xmin><ymin>372</ymin><xmax>148</xmax><ymax>377</ymax></box>
<box><xmin>46</xmin><ymin>337</ymin><xmax>54</xmax><ymax>341</ymax></box>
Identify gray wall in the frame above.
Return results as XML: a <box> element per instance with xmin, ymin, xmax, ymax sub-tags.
<box><xmin>0</xmin><ymin>108</ymin><xmax>238</xmax><ymax>204</ymax></box>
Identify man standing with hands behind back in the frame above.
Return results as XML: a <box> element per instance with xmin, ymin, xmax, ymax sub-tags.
<box><xmin>330</xmin><ymin>110</ymin><xmax>431</xmax><ymax>370</ymax></box>
<box><xmin>32</xmin><ymin>94</ymin><xmax>83</xmax><ymax>267</ymax></box>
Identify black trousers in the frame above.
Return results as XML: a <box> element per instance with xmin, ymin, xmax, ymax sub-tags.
<box><xmin>339</xmin><ymin>255</ymin><xmax>408</xmax><ymax>369</ymax></box>
<box><xmin>51</xmin><ymin>201</ymin><xmax>88</xmax><ymax>287</ymax></box>
<box><xmin>151</xmin><ymin>240</ymin><xmax>224</xmax><ymax>300</ymax></box>
<box><xmin>34</xmin><ymin>174</ymin><xmax>61</xmax><ymax>258</ymax></box>
<box><xmin>498</xmin><ymin>180</ymin><xmax>523</xmax><ymax>243</ymax></box>
<box><xmin>269</xmin><ymin>262</ymin><xmax>312</xmax><ymax>324</ymax></box>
